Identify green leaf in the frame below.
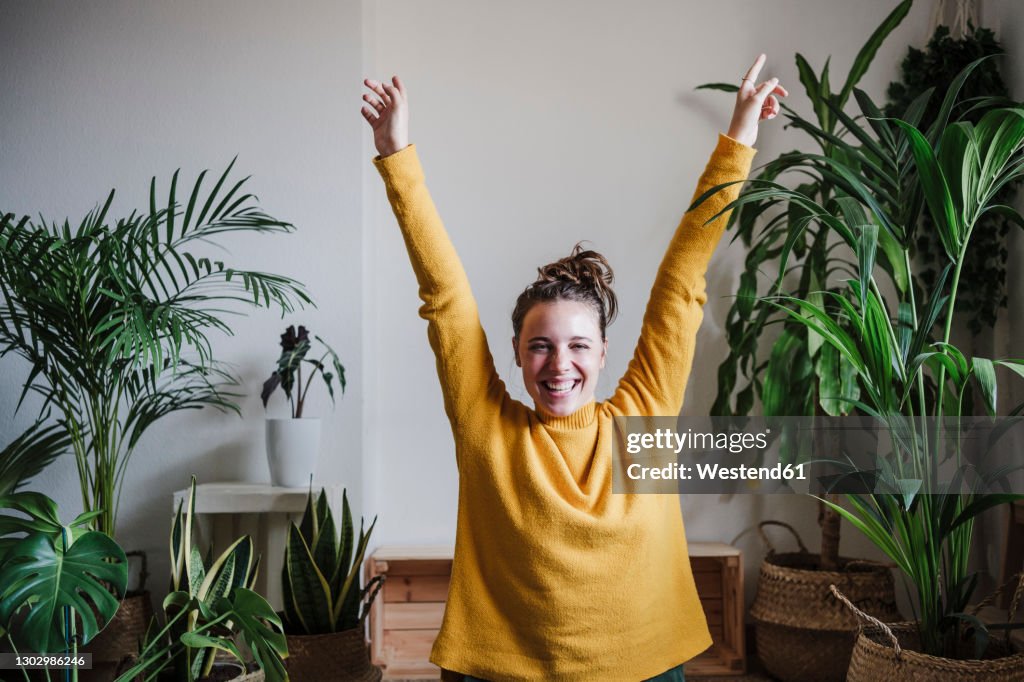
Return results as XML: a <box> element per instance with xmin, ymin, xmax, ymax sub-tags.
<box><xmin>188</xmin><ymin>546</ymin><xmax>206</xmax><ymax>598</ymax></box>
<box><xmin>838</xmin><ymin>0</ymin><xmax>912</xmax><ymax>107</ymax></box>
<box><xmin>179</xmin><ymin>632</ymin><xmax>244</xmax><ymax>665</ymax></box>
<box><xmin>762</xmin><ymin>329</ymin><xmax>805</xmax><ymax>416</ymax></box>
<box><xmin>994</xmin><ymin>359</ymin><xmax>1024</xmax><ymax>382</ymax></box>
<box><xmin>333</xmin><ymin>516</ymin><xmax>377</xmax><ymax>626</ymax></box>
<box><xmin>0</xmin><ymin>493</ymin><xmax>64</xmax><ymax>545</ymax></box>
<box><xmin>312</xmin><ymin>490</ymin><xmax>338</xmax><ymax>579</ymax></box>
<box><xmin>197</xmin><ymin>535</ymin><xmax>255</xmax><ymax>605</ymax></box>
<box><xmin>0</xmin><ymin>531</ymin><xmax>127</xmax><ymax>652</ymax></box>
<box><xmin>927</xmin><ymin>55</ymin><xmax>1000</xmax><ymax>144</ymax></box>
<box><xmin>854</xmin><ymin>224</ymin><xmax>878</xmax><ymax>311</ymax></box>
<box><xmin>220</xmin><ymin>588</ymin><xmax>289</xmax><ymax>682</ymax></box>
<box><xmin>336</xmin><ymin>490</ymin><xmax>354</xmax><ymax>592</ymax></box>
<box><xmin>894</xmin><ymin>120</ymin><xmax>960</xmax><ymax>260</ymax></box>
<box><xmin>284</xmin><ymin>522</ymin><xmax>333</xmax><ymax>633</ymax></box>
<box><xmin>972</xmin><ymin>357</ymin><xmax>998</xmax><ymax>417</ymax></box>
<box><xmin>949</xmin><ymin>494</ymin><xmax>1023</xmax><ymax>533</ymax></box>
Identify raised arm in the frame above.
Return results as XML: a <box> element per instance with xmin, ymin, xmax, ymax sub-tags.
<box><xmin>608</xmin><ymin>55</ymin><xmax>786</xmax><ymax>416</ymax></box>
<box><xmin>363</xmin><ymin>77</ymin><xmax>504</xmax><ymax>428</ymax></box>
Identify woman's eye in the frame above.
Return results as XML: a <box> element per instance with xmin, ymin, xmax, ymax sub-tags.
<box><xmin>530</xmin><ymin>345</ymin><xmax>549</xmax><ymax>352</ymax></box>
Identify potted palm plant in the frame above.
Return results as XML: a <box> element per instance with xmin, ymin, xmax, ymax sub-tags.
<box><xmin>0</xmin><ymin>492</ymin><xmax>128</xmax><ymax>681</ymax></box>
<box><xmin>694</xmin><ymin>54</ymin><xmax>1024</xmax><ymax>677</ymax></box>
<box><xmin>0</xmin><ymin>161</ymin><xmax>311</xmax><ymax>666</ymax></box>
<box><xmin>114</xmin><ymin>477</ymin><xmax>289</xmax><ymax>682</ymax></box>
<box><xmin>697</xmin><ymin>3</ymin><xmax>914</xmax><ymax>678</ymax></box>
<box><xmin>261</xmin><ymin>326</ymin><xmax>345</xmax><ymax>488</ymax></box>
<box><xmin>279</xmin><ymin>488</ymin><xmax>382</xmax><ymax>681</ymax></box>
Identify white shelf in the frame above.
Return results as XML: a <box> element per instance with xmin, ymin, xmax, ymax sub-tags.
<box><xmin>172</xmin><ymin>482</ymin><xmax>337</xmax><ymax>514</ymax></box>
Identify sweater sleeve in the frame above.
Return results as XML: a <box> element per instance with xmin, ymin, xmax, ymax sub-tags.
<box><xmin>374</xmin><ymin>145</ymin><xmax>504</xmax><ymax>428</ymax></box>
<box><xmin>607</xmin><ymin>134</ymin><xmax>755</xmax><ymax>416</ymax></box>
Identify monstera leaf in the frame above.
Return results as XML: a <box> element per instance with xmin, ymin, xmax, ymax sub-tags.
<box><xmin>0</xmin><ymin>530</ymin><xmax>127</xmax><ymax>652</ymax></box>
<box><xmin>219</xmin><ymin>588</ymin><xmax>288</xmax><ymax>682</ymax></box>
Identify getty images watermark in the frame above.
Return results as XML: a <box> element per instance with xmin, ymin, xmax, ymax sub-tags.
<box><xmin>612</xmin><ymin>416</ymin><xmax>1024</xmax><ymax>495</ymax></box>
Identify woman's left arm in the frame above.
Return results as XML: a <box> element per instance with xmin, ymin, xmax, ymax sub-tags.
<box><xmin>608</xmin><ymin>55</ymin><xmax>786</xmax><ymax>416</ymax></box>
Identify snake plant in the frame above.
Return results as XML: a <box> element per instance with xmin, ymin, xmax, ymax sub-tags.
<box><xmin>282</xmin><ymin>488</ymin><xmax>382</xmax><ymax>635</ymax></box>
<box><xmin>115</xmin><ymin>477</ymin><xmax>288</xmax><ymax>682</ymax></box>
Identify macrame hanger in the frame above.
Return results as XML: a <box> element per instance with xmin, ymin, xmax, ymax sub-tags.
<box><xmin>953</xmin><ymin>0</ymin><xmax>977</xmax><ymax>38</ymax></box>
<box><xmin>932</xmin><ymin>0</ymin><xmax>979</xmax><ymax>39</ymax></box>
<box><xmin>930</xmin><ymin>0</ymin><xmax>946</xmax><ymax>34</ymax></box>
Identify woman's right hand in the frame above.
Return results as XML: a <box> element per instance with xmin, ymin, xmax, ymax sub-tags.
<box><xmin>362</xmin><ymin>76</ymin><xmax>409</xmax><ymax>158</ymax></box>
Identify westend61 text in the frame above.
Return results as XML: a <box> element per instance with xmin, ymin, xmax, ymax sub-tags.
<box><xmin>624</xmin><ymin>427</ymin><xmax>770</xmax><ymax>454</ymax></box>
<box><xmin>626</xmin><ymin>461</ymin><xmax>808</xmax><ymax>481</ymax></box>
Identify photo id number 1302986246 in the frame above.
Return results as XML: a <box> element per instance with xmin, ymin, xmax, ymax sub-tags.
<box><xmin>0</xmin><ymin>654</ymin><xmax>92</xmax><ymax>670</ymax></box>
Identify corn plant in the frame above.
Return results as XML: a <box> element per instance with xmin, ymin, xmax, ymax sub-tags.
<box><xmin>282</xmin><ymin>488</ymin><xmax>382</xmax><ymax>635</ymax></box>
<box><xmin>693</xmin><ymin>57</ymin><xmax>1024</xmax><ymax>657</ymax></box>
<box><xmin>698</xmin><ymin>0</ymin><xmax>915</xmax><ymax>570</ymax></box>
<box><xmin>0</xmin><ymin>160</ymin><xmax>312</xmax><ymax>538</ymax></box>
<box><xmin>699</xmin><ymin>0</ymin><xmax>913</xmax><ymax>421</ymax></box>
<box><xmin>117</xmin><ymin>477</ymin><xmax>288</xmax><ymax>682</ymax></box>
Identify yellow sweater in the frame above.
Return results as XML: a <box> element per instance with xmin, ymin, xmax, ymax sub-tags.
<box><xmin>374</xmin><ymin>134</ymin><xmax>755</xmax><ymax>681</ymax></box>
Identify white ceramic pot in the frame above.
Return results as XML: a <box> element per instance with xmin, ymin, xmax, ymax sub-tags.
<box><xmin>265</xmin><ymin>418</ymin><xmax>321</xmax><ymax>488</ymax></box>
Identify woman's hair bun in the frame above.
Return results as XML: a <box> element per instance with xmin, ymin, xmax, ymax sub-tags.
<box><xmin>512</xmin><ymin>242</ymin><xmax>618</xmax><ymax>339</ymax></box>
<box><xmin>537</xmin><ymin>243</ymin><xmax>614</xmax><ymax>291</ymax></box>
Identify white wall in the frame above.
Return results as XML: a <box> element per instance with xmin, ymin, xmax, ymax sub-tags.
<box><xmin>361</xmin><ymin>0</ymin><xmax>941</xmax><ymax>601</ymax></box>
<box><xmin>0</xmin><ymin>0</ymin><xmax>365</xmax><ymax>590</ymax></box>
<box><xmin>2</xmin><ymin>0</ymin><xmax>1020</xmax><ymax>613</ymax></box>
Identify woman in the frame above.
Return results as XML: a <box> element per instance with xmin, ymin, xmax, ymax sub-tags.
<box><xmin>362</xmin><ymin>55</ymin><xmax>785</xmax><ymax>681</ymax></box>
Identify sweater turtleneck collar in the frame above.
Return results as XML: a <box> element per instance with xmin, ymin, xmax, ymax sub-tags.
<box><xmin>535</xmin><ymin>400</ymin><xmax>597</xmax><ymax>429</ymax></box>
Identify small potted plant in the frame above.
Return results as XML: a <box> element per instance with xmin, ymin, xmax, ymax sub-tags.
<box><xmin>280</xmin><ymin>488</ymin><xmax>382</xmax><ymax>681</ymax></box>
<box><xmin>261</xmin><ymin>325</ymin><xmax>346</xmax><ymax>488</ymax></box>
<box><xmin>115</xmin><ymin>477</ymin><xmax>288</xmax><ymax>682</ymax></box>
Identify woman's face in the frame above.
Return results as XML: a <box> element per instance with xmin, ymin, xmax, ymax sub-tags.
<box><xmin>513</xmin><ymin>300</ymin><xmax>607</xmax><ymax>417</ymax></box>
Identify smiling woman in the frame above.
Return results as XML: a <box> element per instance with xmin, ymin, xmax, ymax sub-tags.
<box><xmin>362</xmin><ymin>58</ymin><xmax>784</xmax><ymax>681</ymax></box>
<box><xmin>511</xmin><ymin>245</ymin><xmax>615</xmax><ymax>418</ymax></box>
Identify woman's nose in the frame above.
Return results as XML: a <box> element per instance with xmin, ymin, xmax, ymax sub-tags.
<box><xmin>549</xmin><ymin>347</ymin><xmax>572</xmax><ymax>371</ymax></box>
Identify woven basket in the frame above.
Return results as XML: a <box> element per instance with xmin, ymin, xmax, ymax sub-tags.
<box><xmin>833</xmin><ymin>583</ymin><xmax>1024</xmax><ymax>681</ymax></box>
<box><xmin>86</xmin><ymin>590</ymin><xmax>153</xmax><ymax>662</ymax></box>
<box><xmin>87</xmin><ymin>550</ymin><xmax>153</xmax><ymax>665</ymax></box>
<box><xmin>749</xmin><ymin>521</ymin><xmax>901</xmax><ymax>681</ymax></box>
<box><xmin>286</xmin><ymin>628</ymin><xmax>382</xmax><ymax>682</ymax></box>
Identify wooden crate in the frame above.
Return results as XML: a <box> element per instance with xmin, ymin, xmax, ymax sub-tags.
<box><xmin>366</xmin><ymin>543</ymin><xmax>744</xmax><ymax>678</ymax></box>
<box><xmin>686</xmin><ymin>543</ymin><xmax>745</xmax><ymax>676</ymax></box>
<box><xmin>366</xmin><ymin>545</ymin><xmax>454</xmax><ymax>679</ymax></box>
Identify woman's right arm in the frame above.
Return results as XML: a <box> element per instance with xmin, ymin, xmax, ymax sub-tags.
<box><xmin>363</xmin><ymin>77</ymin><xmax>505</xmax><ymax>428</ymax></box>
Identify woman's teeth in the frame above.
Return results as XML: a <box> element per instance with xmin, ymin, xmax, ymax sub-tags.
<box><xmin>543</xmin><ymin>380</ymin><xmax>578</xmax><ymax>394</ymax></box>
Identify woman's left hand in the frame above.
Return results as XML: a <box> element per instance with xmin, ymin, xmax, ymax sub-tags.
<box><xmin>726</xmin><ymin>54</ymin><xmax>788</xmax><ymax>147</ymax></box>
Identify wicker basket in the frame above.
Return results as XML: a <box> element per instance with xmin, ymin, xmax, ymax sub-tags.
<box><xmin>86</xmin><ymin>550</ymin><xmax>153</xmax><ymax>667</ymax></box>
<box><xmin>833</xmin><ymin>584</ymin><xmax>1024</xmax><ymax>681</ymax></box>
<box><xmin>749</xmin><ymin>521</ymin><xmax>901</xmax><ymax>681</ymax></box>
<box><xmin>286</xmin><ymin>628</ymin><xmax>382</xmax><ymax>682</ymax></box>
